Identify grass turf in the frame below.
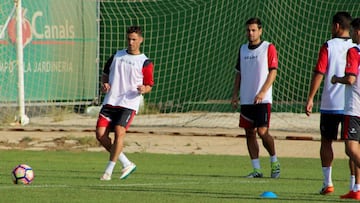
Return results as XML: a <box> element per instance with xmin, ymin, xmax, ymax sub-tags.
<box><xmin>0</xmin><ymin>150</ymin><xmax>352</xmax><ymax>202</ymax></box>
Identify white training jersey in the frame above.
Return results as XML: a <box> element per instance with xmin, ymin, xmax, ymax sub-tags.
<box><xmin>344</xmin><ymin>45</ymin><xmax>360</xmax><ymax>116</ymax></box>
<box><xmin>320</xmin><ymin>38</ymin><xmax>354</xmax><ymax>111</ymax></box>
<box><xmin>239</xmin><ymin>41</ymin><xmax>273</xmax><ymax>104</ymax></box>
<box><xmin>102</xmin><ymin>49</ymin><xmax>148</xmax><ymax>113</ymax></box>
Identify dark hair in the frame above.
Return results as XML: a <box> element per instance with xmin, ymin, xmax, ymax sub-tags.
<box><xmin>332</xmin><ymin>12</ymin><xmax>352</xmax><ymax>30</ymax></box>
<box><xmin>127</xmin><ymin>26</ymin><xmax>143</xmax><ymax>36</ymax></box>
<box><xmin>351</xmin><ymin>18</ymin><xmax>360</xmax><ymax>31</ymax></box>
<box><xmin>246</xmin><ymin>17</ymin><xmax>262</xmax><ymax>29</ymax></box>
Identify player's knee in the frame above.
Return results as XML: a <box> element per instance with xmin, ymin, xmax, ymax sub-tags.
<box><xmin>95</xmin><ymin>129</ymin><xmax>106</xmax><ymax>141</ymax></box>
<box><xmin>257</xmin><ymin>128</ymin><xmax>269</xmax><ymax>137</ymax></box>
<box><xmin>95</xmin><ymin>133</ymin><xmax>103</xmax><ymax>142</ymax></box>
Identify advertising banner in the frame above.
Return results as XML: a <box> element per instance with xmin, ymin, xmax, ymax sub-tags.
<box><xmin>0</xmin><ymin>0</ymin><xmax>97</xmax><ymax>103</ymax></box>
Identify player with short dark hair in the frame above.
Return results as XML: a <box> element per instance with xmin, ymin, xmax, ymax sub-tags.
<box><xmin>96</xmin><ymin>25</ymin><xmax>154</xmax><ymax>181</ymax></box>
<box><xmin>305</xmin><ymin>11</ymin><xmax>354</xmax><ymax>195</ymax></box>
<box><xmin>332</xmin><ymin>17</ymin><xmax>360</xmax><ymax>200</ymax></box>
<box><xmin>231</xmin><ymin>17</ymin><xmax>280</xmax><ymax>179</ymax></box>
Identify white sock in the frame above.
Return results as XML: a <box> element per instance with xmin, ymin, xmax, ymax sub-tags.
<box><xmin>350</xmin><ymin>175</ymin><xmax>355</xmax><ymax>190</ymax></box>
<box><xmin>251</xmin><ymin>159</ymin><xmax>261</xmax><ymax>170</ymax></box>
<box><xmin>270</xmin><ymin>155</ymin><xmax>278</xmax><ymax>163</ymax></box>
<box><xmin>104</xmin><ymin>161</ymin><xmax>116</xmax><ymax>175</ymax></box>
<box><xmin>119</xmin><ymin>152</ymin><xmax>131</xmax><ymax>168</ymax></box>
<box><xmin>354</xmin><ymin>184</ymin><xmax>360</xmax><ymax>192</ymax></box>
<box><xmin>322</xmin><ymin>167</ymin><xmax>332</xmax><ymax>186</ymax></box>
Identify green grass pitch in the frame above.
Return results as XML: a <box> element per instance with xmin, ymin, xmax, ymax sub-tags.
<box><xmin>0</xmin><ymin>150</ymin><xmax>352</xmax><ymax>202</ymax></box>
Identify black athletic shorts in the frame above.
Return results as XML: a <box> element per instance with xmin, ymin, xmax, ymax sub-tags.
<box><xmin>96</xmin><ymin>105</ymin><xmax>136</xmax><ymax>130</ymax></box>
<box><xmin>320</xmin><ymin>113</ymin><xmax>344</xmax><ymax>140</ymax></box>
<box><xmin>344</xmin><ymin>115</ymin><xmax>360</xmax><ymax>141</ymax></box>
<box><xmin>239</xmin><ymin>103</ymin><xmax>271</xmax><ymax>128</ymax></box>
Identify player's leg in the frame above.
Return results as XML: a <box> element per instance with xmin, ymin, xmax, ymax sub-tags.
<box><xmin>246</xmin><ymin>128</ymin><xmax>260</xmax><ymax>160</ymax></box>
<box><xmin>257</xmin><ymin>127</ymin><xmax>275</xmax><ymax>156</ymax></box>
<box><xmin>319</xmin><ymin>136</ymin><xmax>333</xmax><ymax>193</ymax></box>
<box><xmin>95</xmin><ymin>108</ymin><xmax>114</xmax><ymax>180</ymax></box>
<box><xmin>95</xmin><ymin>106</ymin><xmax>113</xmax><ymax>151</ymax></box>
<box><xmin>245</xmin><ymin>128</ymin><xmax>262</xmax><ymax>178</ymax></box>
<box><xmin>354</xmin><ymin>164</ymin><xmax>360</xmax><ymax>198</ymax></box>
<box><xmin>346</xmin><ymin>141</ymin><xmax>360</xmax><ymax>171</ymax></box>
<box><xmin>110</xmin><ymin>125</ymin><xmax>126</xmax><ymax>162</ymax></box>
<box><xmin>341</xmin><ymin>159</ymin><xmax>360</xmax><ymax>199</ymax></box>
<box><xmin>341</xmin><ymin>116</ymin><xmax>360</xmax><ymax>199</ymax></box>
<box><xmin>257</xmin><ymin>127</ymin><xmax>280</xmax><ymax>178</ymax></box>
<box><xmin>111</xmin><ymin>107</ymin><xmax>137</xmax><ymax>179</ymax></box>
<box><xmin>344</xmin><ymin>116</ymin><xmax>360</xmax><ymax>167</ymax></box>
<box><xmin>350</xmin><ymin>159</ymin><xmax>356</xmax><ymax>190</ymax></box>
<box><xmin>95</xmin><ymin>108</ymin><xmax>133</xmax><ymax>165</ymax></box>
<box><xmin>240</xmin><ymin>105</ymin><xmax>263</xmax><ymax>178</ymax></box>
<box><xmin>256</xmin><ymin>103</ymin><xmax>280</xmax><ymax>178</ymax></box>
<box><xmin>96</xmin><ymin>122</ymin><xmax>133</xmax><ymax>169</ymax></box>
<box><xmin>119</xmin><ymin>151</ymin><xmax>132</xmax><ymax>168</ymax></box>
<box><xmin>341</xmin><ymin>141</ymin><xmax>360</xmax><ymax>199</ymax></box>
<box><xmin>255</xmin><ymin>103</ymin><xmax>275</xmax><ymax>157</ymax></box>
<box><xmin>97</xmin><ymin>127</ymin><xmax>116</xmax><ymax>180</ymax></box>
<box><xmin>96</xmin><ymin>128</ymin><xmax>133</xmax><ymax>180</ymax></box>
<box><xmin>338</xmin><ymin>116</ymin><xmax>355</xmax><ymax>194</ymax></box>
<box><xmin>97</xmin><ymin>106</ymin><xmax>136</xmax><ymax>180</ymax></box>
<box><xmin>99</xmin><ymin>126</ymin><xmax>126</xmax><ymax>180</ymax></box>
<box><xmin>96</xmin><ymin>126</ymin><xmax>111</xmax><ymax>151</ymax></box>
<box><xmin>110</xmin><ymin>125</ymin><xmax>136</xmax><ymax>179</ymax></box>
<box><xmin>319</xmin><ymin>113</ymin><xmax>339</xmax><ymax>194</ymax></box>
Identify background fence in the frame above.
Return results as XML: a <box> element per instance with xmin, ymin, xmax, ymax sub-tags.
<box><xmin>99</xmin><ymin>0</ymin><xmax>360</xmax><ymax>114</ymax></box>
<box><xmin>0</xmin><ymin>0</ymin><xmax>359</xmax><ymax>126</ymax></box>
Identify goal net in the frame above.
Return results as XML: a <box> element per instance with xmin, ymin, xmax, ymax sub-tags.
<box><xmin>97</xmin><ymin>0</ymin><xmax>360</xmax><ymax>129</ymax></box>
<box><xmin>100</xmin><ymin>0</ymin><xmax>360</xmax><ymax>113</ymax></box>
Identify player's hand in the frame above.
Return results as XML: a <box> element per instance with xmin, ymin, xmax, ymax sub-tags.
<box><xmin>231</xmin><ymin>98</ymin><xmax>239</xmax><ymax>109</ymax></box>
<box><xmin>102</xmin><ymin>83</ymin><xmax>110</xmax><ymax>93</ymax></box>
<box><xmin>254</xmin><ymin>92</ymin><xmax>265</xmax><ymax>104</ymax></box>
<box><xmin>305</xmin><ymin>100</ymin><xmax>313</xmax><ymax>116</ymax></box>
<box><xmin>331</xmin><ymin>75</ymin><xmax>337</xmax><ymax>84</ymax></box>
<box><xmin>137</xmin><ymin>85</ymin><xmax>145</xmax><ymax>94</ymax></box>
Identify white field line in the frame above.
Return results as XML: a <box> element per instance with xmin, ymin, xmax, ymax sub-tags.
<box><xmin>0</xmin><ymin>180</ymin><xmax>269</xmax><ymax>189</ymax></box>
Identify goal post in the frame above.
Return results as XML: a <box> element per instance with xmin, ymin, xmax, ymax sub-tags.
<box><xmin>15</xmin><ymin>0</ymin><xmax>28</xmax><ymax>125</ymax></box>
<box><xmin>0</xmin><ymin>0</ymin><xmax>28</xmax><ymax>125</ymax></box>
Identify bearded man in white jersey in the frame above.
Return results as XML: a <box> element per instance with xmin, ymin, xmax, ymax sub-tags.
<box><xmin>231</xmin><ymin>17</ymin><xmax>280</xmax><ymax>179</ymax></box>
<box><xmin>96</xmin><ymin>26</ymin><xmax>154</xmax><ymax>181</ymax></box>
<box><xmin>331</xmin><ymin>17</ymin><xmax>360</xmax><ymax>200</ymax></box>
<box><xmin>305</xmin><ymin>12</ymin><xmax>354</xmax><ymax>195</ymax></box>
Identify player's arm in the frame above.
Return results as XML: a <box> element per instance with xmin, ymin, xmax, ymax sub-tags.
<box><xmin>138</xmin><ymin>59</ymin><xmax>154</xmax><ymax>94</ymax></box>
<box><xmin>331</xmin><ymin>74</ymin><xmax>356</xmax><ymax>85</ymax></box>
<box><xmin>305</xmin><ymin>72</ymin><xmax>324</xmax><ymax>114</ymax></box>
<box><xmin>232</xmin><ymin>72</ymin><xmax>241</xmax><ymax>109</ymax></box>
<box><xmin>254</xmin><ymin>69</ymin><xmax>277</xmax><ymax>104</ymax></box>
<box><xmin>305</xmin><ymin>43</ymin><xmax>327</xmax><ymax>116</ymax></box>
<box><xmin>101</xmin><ymin>54</ymin><xmax>114</xmax><ymax>93</ymax></box>
<box><xmin>254</xmin><ymin>44</ymin><xmax>278</xmax><ymax>104</ymax></box>
<box><xmin>331</xmin><ymin>47</ymin><xmax>359</xmax><ymax>85</ymax></box>
<box><xmin>231</xmin><ymin>51</ymin><xmax>241</xmax><ymax>109</ymax></box>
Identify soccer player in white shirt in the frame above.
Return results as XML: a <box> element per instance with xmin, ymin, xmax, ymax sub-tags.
<box><xmin>331</xmin><ymin>17</ymin><xmax>360</xmax><ymax>200</ymax></box>
<box><xmin>231</xmin><ymin>17</ymin><xmax>280</xmax><ymax>179</ymax></box>
<box><xmin>96</xmin><ymin>26</ymin><xmax>154</xmax><ymax>181</ymax></box>
<box><xmin>305</xmin><ymin>12</ymin><xmax>354</xmax><ymax>195</ymax></box>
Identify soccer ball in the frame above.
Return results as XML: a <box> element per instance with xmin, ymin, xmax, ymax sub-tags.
<box><xmin>11</xmin><ymin>164</ymin><xmax>34</xmax><ymax>184</ymax></box>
